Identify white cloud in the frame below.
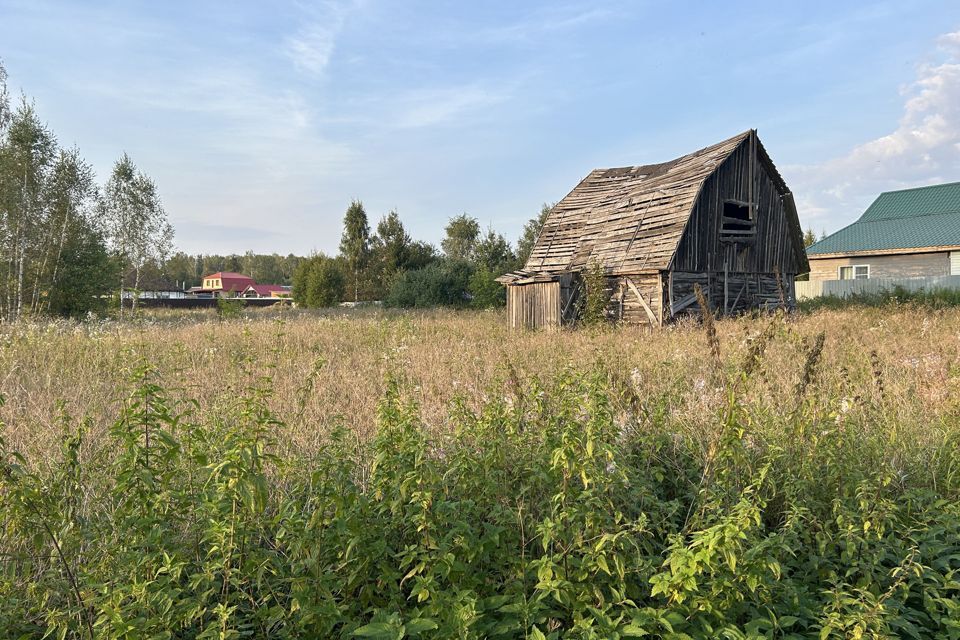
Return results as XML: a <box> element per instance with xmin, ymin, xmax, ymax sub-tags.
<box><xmin>393</xmin><ymin>85</ymin><xmax>509</xmax><ymax>129</ymax></box>
<box><xmin>787</xmin><ymin>28</ymin><xmax>960</xmax><ymax>231</ymax></box>
<box><xmin>283</xmin><ymin>0</ymin><xmax>360</xmax><ymax>76</ymax></box>
<box><xmin>285</xmin><ymin>23</ymin><xmax>341</xmax><ymax>75</ymax></box>
<box><xmin>472</xmin><ymin>4</ymin><xmax>613</xmax><ymax>45</ymax></box>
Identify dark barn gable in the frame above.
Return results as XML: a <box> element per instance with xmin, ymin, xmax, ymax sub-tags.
<box><xmin>498</xmin><ymin>130</ymin><xmax>808</xmax><ymax>328</ymax></box>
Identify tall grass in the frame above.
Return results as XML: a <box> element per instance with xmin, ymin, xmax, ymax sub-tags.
<box><xmin>1</xmin><ymin>307</ymin><xmax>959</xmax><ymax>637</ymax></box>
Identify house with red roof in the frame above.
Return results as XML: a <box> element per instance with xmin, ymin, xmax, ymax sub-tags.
<box><xmin>241</xmin><ymin>284</ymin><xmax>292</xmax><ymax>298</ymax></box>
<box><xmin>187</xmin><ymin>272</ymin><xmax>255</xmax><ymax>297</ymax></box>
<box><xmin>186</xmin><ymin>272</ymin><xmax>291</xmax><ymax>299</ymax></box>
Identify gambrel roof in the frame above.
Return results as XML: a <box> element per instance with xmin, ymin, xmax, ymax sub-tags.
<box><xmin>503</xmin><ymin>130</ymin><xmax>798</xmax><ymax>283</ymax></box>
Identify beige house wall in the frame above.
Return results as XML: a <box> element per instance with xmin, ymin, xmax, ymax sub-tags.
<box><xmin>808</xmin><ymin>252</ymin><xmax>951</xmax><ymax>282</ymax></box>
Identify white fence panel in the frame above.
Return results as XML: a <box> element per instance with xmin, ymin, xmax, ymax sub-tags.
<box><xmin>795</xmin><ymin>275</ymin><xmax>960</xmax><ymax>300</ymax></box>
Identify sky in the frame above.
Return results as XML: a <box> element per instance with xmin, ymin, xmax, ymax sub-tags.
<box><xmin>1</xmin><ymin>0</ymin><xmax>960</xmax><ymax>256</ymax></box>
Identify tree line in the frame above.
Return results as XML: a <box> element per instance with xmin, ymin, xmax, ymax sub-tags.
<box><xmin>293</xmin><ymin>201</ymin><xmax>552</xmax><ymax>309</ymax></box>
<box><xmin>0</xmin><ymin>61</ymin><xmax>172</xmax><ymax>319</ymax></box>
<box><xmin>148</xmin><ymin>252</ymin><xmax>304</xmax><ymax>290</ymax></box>
<box><xmin>0</xmin><ymin>59</ymin><xmax>552</xmax><ymax>317</ymax></box>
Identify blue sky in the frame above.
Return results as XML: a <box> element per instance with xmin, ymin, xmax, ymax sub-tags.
<box><xmin>2</xmin><ymin>0</ymin><xmax>960</xmax><ymax>255</ymax></box>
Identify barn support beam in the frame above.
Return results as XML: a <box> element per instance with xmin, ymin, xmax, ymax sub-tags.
<box><xmin>625</xmin><ymin>277</ymin><xmax>658</xmax><ymax>326</ymax></box>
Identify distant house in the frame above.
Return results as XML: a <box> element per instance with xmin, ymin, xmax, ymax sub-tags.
<box><xmin>187</xmin><ymin>272</ymin><xmax>255</xmax><ymax>297</ymax></box>
<box><xmin>497</xmin><ymin>130</ymin><xmax>807</xmax><ymax>328</ymax></box>
<box><xmin>807</xmin><ymin>182</ymin><xmax>960</xmax><ymax>282</ymax></box>
<box><xmin>241</xmin><ymin>284</ymin><xmax>292</xmax><ymax>299</ymax></box>
<box><xmin>121</xmin><ymin>289</ymin><xmax>187</xmax><ymax>300</ymax></box>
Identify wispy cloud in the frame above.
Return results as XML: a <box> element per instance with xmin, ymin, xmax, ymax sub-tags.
<box><xmin>283</xmin><ymin>0</ymin><xmax>360</xmax><ymax>75</ymax></box>
<box><xmin>473</xmin><ymin>4</ymin><xmax>614</xmax><ymax>45</ymax></box>
<box><xmin>392</xmin><ymin>84</ymin><xmax>510</xmax><ymax>129</ymax></box>
<box><xmin>788</xmin><ymin>28</ymin><xmax>960</xmax><ymax>229</ymax></box>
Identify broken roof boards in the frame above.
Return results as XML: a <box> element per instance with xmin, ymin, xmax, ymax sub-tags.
<box><xmin>500</xmin><ymin>130</ymin><xmax>807</xmax><ymax>328</ymax></box>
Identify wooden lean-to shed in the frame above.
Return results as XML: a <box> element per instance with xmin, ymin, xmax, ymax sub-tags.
<box><xmin>497</xmin><ymin>130</ymin><xmax>808</xmax><ymax>328</ymax></box>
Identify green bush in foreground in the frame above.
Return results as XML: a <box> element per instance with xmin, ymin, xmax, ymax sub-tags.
<box><xmin>2</xmin><ymin>343</ymin><xmax>960</xmax><ymax>638</ymax></box>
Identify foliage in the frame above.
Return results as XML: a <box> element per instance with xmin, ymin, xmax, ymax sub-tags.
<box><xmin>0</xmin><ymin>61</ymin><xmax>177</xmax><ymax>321</ymax></box>
<box><xmin>579</xmin><ymin>259</ymin><xmax>609</xmax><ymax>325</ymax></box>
<box><xmin>800</xmin><ymin>284</ymin><xmax>960</xmax><ymax>312</ymax></box>
<box><xmin>386</xmin><ymin>259</ymin><xmax>472</xmax><ymax>308</ymax></box>
<box><xmin>216</xmin><ymin>296</ymin><xmax>244</xmax><ymax>319</ymax></box>
<box><xmin>340</xmin><ymin>200</ymin><xmax>372</xmax><ymax>302</ymax></box>
<box><xmin>516</xmin><ymin>202</ymin><xmax>554</xmax><ymax>265</ymax></box>
<box><xmin>467</xmin><ymin>228</ymin><xmax>517</xmax><ymax>309</ymax></box>
<box><xmin>4</xmin><ymin>313</ymin><xmax>960</xmax><ymax>638</ymax></box>
<box><xmin>469</xmin><ymin>266</ymin><xmax>506</xmax><ymax>309</ymax></box>
<box><xmin>405</xmin><ymin>240</ymin><xmax>438</xmax><ymax>271</ymax></box>
<box><xmin>441</xmin><ymin>214</ymin><xmax>481</xmax><ymax>261</ymax></box>
<box><xmin>367</xmin><ymin>211</ymin><xmax>413</xmax><ymax>298</ymax></box>
<box><xmin>100</xmin><ymin>153</ymin><xmax>174</xmax><ymax>315</ymax></box>
<box><xmin>0</xmin><ymin>71</ymin><xmax>115</xmax><ymax>321</ymax></box>
<box><xmin>46</xmin><ymin>225</ymin><xmax>119</xmax><ymax>318</ymax></box>
<box><xmin>161</xmin><ymin>252</ymin><xmax>303</xmax><ymax>290</ymax></box>
<box><xmin>292</xmin><ymin>254</ymin><xmax>346</xmax><ymax>307</ymax></box>
<box><xmin>473</xmin><ymin>227</ymin><xmax>517</xmax><ymax>272</ymax></box>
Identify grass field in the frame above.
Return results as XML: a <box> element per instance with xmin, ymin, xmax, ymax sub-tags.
<box><xmin>1</xmin><ymin>305</ymin><xmax>960</xmax><ymax>638</ymax></box>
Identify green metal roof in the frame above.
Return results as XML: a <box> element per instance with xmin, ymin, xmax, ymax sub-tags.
<box><xmin>807</xmin><ymin>182</ymin><xmax>960</xmax><ymax>255</ymax></box>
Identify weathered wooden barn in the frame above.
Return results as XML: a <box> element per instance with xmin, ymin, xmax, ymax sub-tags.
<box><xmin>497</xmin><ymin>130</ymin><xmax>808</xmax><ymax>328</ymax></box>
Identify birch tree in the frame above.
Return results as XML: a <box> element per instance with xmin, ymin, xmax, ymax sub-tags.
<box><xmin>32</xmin><ymin>148</ymin><xmax>96</xmax><ymax>314</ymax></box>
<box><xmin>0</xmin><ymin>62</ymin><xmax>118</xmax><ymax>320</ymax></box>
<box><xmin>339</xmin><ymin>200</ymin><xmax>370</xmax><ymax>302</ymax></box>
<box><xmin>100</xmin><ymin>153</ymin><xmax>173</xmax><ymax>315</ymax></box>
<box><xmin>0</xmin><ymin>99</ymin><xmax>56</xmax><ymax>321</ymax></box>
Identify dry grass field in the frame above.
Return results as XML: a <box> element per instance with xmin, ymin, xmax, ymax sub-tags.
<box><xmin>2</xmin><ymin>305</ymin><xmax>957</xmax><ymax>461</ymax></box>
<box><xmin>2</xmin><ymin>304</ymin><xmax>960</xmax><ymax>638</ymax></box>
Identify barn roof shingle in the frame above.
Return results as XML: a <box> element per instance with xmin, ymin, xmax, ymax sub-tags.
<box><xmin>517</xmin><ymin>130</ymin><xmax>759</xmax><ymax>278</ymax></box>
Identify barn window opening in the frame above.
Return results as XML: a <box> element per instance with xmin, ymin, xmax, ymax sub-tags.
<box><xmin>720</xmin><ymin>201</ymin><xmax>755</xmax><ymax>242</ymax></box>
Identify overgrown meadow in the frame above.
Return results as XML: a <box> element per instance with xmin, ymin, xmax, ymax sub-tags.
<box><xmin>1</xmin><ymin>305</ymin><xmax>959</xmax><ymax>639</ymax></box>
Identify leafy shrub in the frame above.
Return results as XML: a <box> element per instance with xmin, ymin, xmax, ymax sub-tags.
<box><xmin>46</xmin><ymin>227</ymin><xmax>120</xmax><ymax>318</ymax></box>
<box><xmin>386</xmin><ymin>259</ymin><xmax>472</xmax><ymax>308</ymax></box>
<box><xmin>579</xmin><ymin>259</ymin><xmax>609</xmax><ymax>325</ymax></box>
<box><xmin>293</xmin><ymin>254</ymin><xmax>346</xmax><ymax>307</ymax></box>
<box><xmin>468</xmin><ymin>265</ymin><xmax>506</xmax><ymax>309</ymax></box>
<box><xmin>216</xmin><ymin>295</ymin><xmax>244</xmax><ymax>318</ymax></box>
<box><xmin>4</xmin><ymin>324</ymin><xmax>960</xmax><ymax>638</ymax></box>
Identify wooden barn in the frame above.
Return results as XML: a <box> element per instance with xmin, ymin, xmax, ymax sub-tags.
<box><xmin>497</xmin><ymin>130</ymin><xmax>808</xmax><ymax>328</ymax></box>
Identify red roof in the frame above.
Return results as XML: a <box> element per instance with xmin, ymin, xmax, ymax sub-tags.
<box><xmin>244</xmin><ymin>284</ymin><xmax>287</xmax><ymax>296</ymax></box>
<box><xmin>203</xmin><ymin>272</ymin><xmax>255</xmax><ymax>292</ymax></box>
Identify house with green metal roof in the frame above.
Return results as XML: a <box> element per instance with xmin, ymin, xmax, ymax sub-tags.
<box><xmin>806</xmin><ymin>182</ymin><xmax>960</xmax><ymax>282</ymax></box>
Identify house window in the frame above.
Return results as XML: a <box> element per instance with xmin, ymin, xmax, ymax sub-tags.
<box><xmin>838</xmin><ymin>265</ymin><xmax>869</xmax><ymax>280</ymax></box>
<box><xmin>720</xmin><ymin>201</ymin><xmax>755</xmax><ymax>242</ymax></box>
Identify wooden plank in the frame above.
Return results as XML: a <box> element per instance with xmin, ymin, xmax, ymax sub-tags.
<box><xmin>625</xmin><ymin>277</ymin><xmax>658</xmax><ymax>326</ymax></box>
<box><xmin>657</xmin><ymin>272</ymin><xmax>663</xmax><ymax>325</ymax></box>
<box><xmin>731</xmin><ymin>280</ymin><xmax>747</xmax><ymax>311</ymax></box>
<box><xmin>723</xmin><ymin>256</ymin><xmax>729</xmax><ymax>315</ymax></box>
<box><xmin>668</xmin><ymin>270</ymin><xmax>674</xmax><ymax>317</ymax></box>
<box><xmin>670</xmin><ymin>292</ymin><xmax>697</xmax><ymax>316</ymax></box>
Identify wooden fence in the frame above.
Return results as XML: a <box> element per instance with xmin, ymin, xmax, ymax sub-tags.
<box><xmin>796</xmin><ymin>275</ymin><xmax>960</xmax><ymax>300</ymax></box>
